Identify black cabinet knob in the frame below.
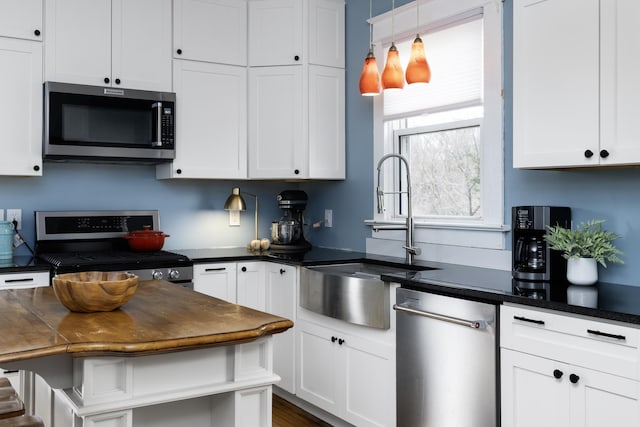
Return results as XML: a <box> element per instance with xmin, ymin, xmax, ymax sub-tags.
<box><xmin>115</xmin><ymin>78</ymin><xmax>121</xmax><ymax>85</ymax></box>
<box><xmin>176</xmin><ymin>169</ymin><xmax>182</xmax><ymax>174</ymax></box>
<box><xmin>104</xmin><ymin>77</ymin><xmax>110</xmax><ymax>84</ymax></box>
<box><xmin>569</xmin><ymin>373</ymin><xmax>580</xmax><ymax>384</ymax></box>
<box><xmin>294</xmin><ymin>169</ymin><xmax>300</xmax><ymax>175</ymax></box>
<box><xmin>553</xmin><ymin>369</ymin><xmax>563</xmax><ymax>379</ymax></box>
<box><xmin>33</xmin><ymin>165</ymin><xmax>40</xmax><ymax>172</ymax></box>
<box><xmin>600</xmin><ymin>149</ymin><xmax>610</xmax><ymax>158</ymax></box>
<box><xmin>338</xmin><ymin>338</ymin><xmax>345</xmax><ymax>345</ymax></box>
<box><xmin>294</xmin><ymin>55</ymin><xmax>300</xmax><ymax>61</ymax></box>
<box><xmin>584</xmin><ymin>149</ymin><xmax>594</xmax><ymax>158</ymax></box>
<box><xmin>279</xmin><ymin>268</ymin><xmax>285</xmax><ymax>275</ymax></box>
<box><xmin>176</xmin><ymin>49</ymin><xmax>182</xmax><ymax>55</ymax></box>
<box><xmin>331</xmin><ymin>336</ymin><xmax>337</xmax><ymax>343</ymax></box>
<box><xmin>241</xmin><ymin>266</ymin><xmax>247</xmax><ymax>272</ymax></box>
<box><xmin>34</xmin><ymin>29</ymin><xmax>41</xmax><ymax>36</ymax></box>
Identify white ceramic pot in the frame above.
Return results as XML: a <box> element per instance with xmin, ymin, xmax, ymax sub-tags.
<box><xmin>566</xmin><ymin>257</ymin><xmax>598</xmax><ymax>285</ymax></box>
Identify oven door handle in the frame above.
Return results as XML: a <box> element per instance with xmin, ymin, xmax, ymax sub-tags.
<box><xmin>393</xmin><ymin>304</ymin><xmax>491</xmax><ymax>329</ymax></box>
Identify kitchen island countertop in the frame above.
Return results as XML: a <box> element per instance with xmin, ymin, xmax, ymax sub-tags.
<box><xmin>0</xmin><ymin>280</ymin><xmax>293</xmax><ymax>364</ymax></box>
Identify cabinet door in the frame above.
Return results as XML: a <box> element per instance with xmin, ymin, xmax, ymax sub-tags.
<box><xmin>112</xmin><ymin>0</ymin><xmax>172</xmax><ymax>91</ymax></box>
<box><xmin>599</xmin><ymin>0</ymin><xmax>640</xmax><ymax>166</ymax></box>
<box><xmin>512</xmin><ymin>0</ymin><xmax>599</xmax><ymax>168</ymax></box>
<box><xmin>248</xmin><ymin>0</ymin><xmax>302</xmax><ymax>66</ymax></box>
<box><xmin>308</xmin><ymin>0</ymin><xmax>344</xmax><ymax>68</ymax></box>
<box><xmin>44</xmin><ymin>0</ymin><xmax>112</xmax><ymax>86</ymax></box>
<box><xmin>237</xmin><ymin>262</ymin><xmax>266</xmax><ymax>311</ymax></box>
<box><xmin>501</xmin><ymin>349</ymin><xmax>572</xmax><ymax>427</ymax></box>
<box><xmin>265</xmin><ymin>263</ymin><xmax>296</xmax><ymax>393</ymax></box>
<box><xmin>0</xmin><ymin>0</ymin><xmax>43</xmax><ymax>41</ymax></box>
<box><xmin>248</xmin><ymin>66</ymin><xmax>305</xmax><ymax>179</ymax></box>
<box><xmin>342</xmin><ymin>333</ymin><xmax>395</xmax><ymax>427</ymax></box>
<box><xmin>193</xmin><ymin>263</ymin><xmax>237</xmax><ymax>302</ymax></box>
<box><xmin>157</xmin><ymin>60</ymin><xmax>247</xmax><ymax>179</ymax></box>
<box><xmin>308</xmin><ymin>65</ymin><xmax>345</xmax><ymax>179</ymax></box>
<box><xmin>173</xmin><ymin>0</ymin><xmax>247</xmax><ymax>66</ymax></box>
<box><xmin>0</xmin><ymin>38</ymin><xmax>43</xmax><ymax>176</ymax></box>
<box><xmin>296</xmin><ymin>320</ymin><xmax>342</xmax><ymax>415</ymax></box>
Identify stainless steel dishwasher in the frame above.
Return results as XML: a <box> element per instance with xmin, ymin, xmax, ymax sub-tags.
<box><xmin>395</xmin><ymin>287</ymin><xmax>498</xmax><ymax>427</ymax></box>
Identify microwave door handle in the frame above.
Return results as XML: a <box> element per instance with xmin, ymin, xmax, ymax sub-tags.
<box><xmin>151</xmin><ymin>102</ymin><xmax>162</xmax><ymax>147</ymax></box>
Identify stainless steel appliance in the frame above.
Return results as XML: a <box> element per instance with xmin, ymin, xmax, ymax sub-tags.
<box><xmin>35</xmin><ymin>210</ymin><xmax>193</xmax><ymax>287</ymax></box>
<box><xmin>395</xmin><ymin>287</ymin><xmax>497</xmax><ymax>426</ymax></box>
<box><xmin>270</xmin><ymin>190</ymin><xmax>311</xmax><ymax>252</ymax></box>
<box><xmin>512</xmin><ymin>206</ymin><xmax>571</xmax><ymax>300</ymax></box>
<box><xmin>44</xmin><ymin>82</ymin><xmax>176</xmax><ymax>163</ymax></box>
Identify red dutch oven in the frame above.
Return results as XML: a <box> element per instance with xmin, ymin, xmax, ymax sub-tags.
<box><xmin>124</xmin><ymin>226</ymin><xmax>170</xmax><ymax>252</ymax></box>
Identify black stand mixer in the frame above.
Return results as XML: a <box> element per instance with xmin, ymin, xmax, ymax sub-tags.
<box><xmin>271</xmin><ymin>190</ymin><xmax>311</xmax><ymax>252</ymax></box>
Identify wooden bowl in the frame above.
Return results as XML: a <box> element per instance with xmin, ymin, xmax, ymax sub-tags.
<box><xmin>52</xmin><ymin>272</ymin><xmax>139</xmax><ymax>313</ymax></box>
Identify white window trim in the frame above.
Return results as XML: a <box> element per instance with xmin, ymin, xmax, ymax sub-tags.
<box><xmin>367</xmin><ymin>0</ymin><xmax>506</xmax><ymax>252</ymax></box>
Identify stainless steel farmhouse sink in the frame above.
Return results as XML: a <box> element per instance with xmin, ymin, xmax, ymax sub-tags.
<box><xmin>300</xmin><ymin>262</ymin><xmax>433</xmax><ymax>329</ymax></box>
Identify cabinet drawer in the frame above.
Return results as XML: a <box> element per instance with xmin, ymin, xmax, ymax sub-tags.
<box><xmin>501</xmin><ymin>304</ymin><xmax>640</xmax><ymax>380</ymax></box>
<box><xmin>0</xmin><ymin>271</ymin><xmax>50</xmax><ymax>289</ymax></box>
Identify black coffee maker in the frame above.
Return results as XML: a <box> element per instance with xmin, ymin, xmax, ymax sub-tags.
<box><xmin>271</xmin><ymin>190</ymin><xmax>311</xmax><ymax>252</ymax></box>
<box><xmin>512</xmin><ymin>206</ymin><xmax>571</xmax><ymax>299</ymax></box>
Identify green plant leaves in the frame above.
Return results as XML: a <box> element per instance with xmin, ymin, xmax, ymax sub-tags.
<box><xmin>545</xmin><ymin>219</ymin><xmax>623</xmax><ymax>268</ymax></box>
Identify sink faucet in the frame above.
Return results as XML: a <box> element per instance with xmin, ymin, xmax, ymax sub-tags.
<box><xmin>373</xmin><ymin>153</ymin><xmax>422</xmax><ymax>264</ymax></box>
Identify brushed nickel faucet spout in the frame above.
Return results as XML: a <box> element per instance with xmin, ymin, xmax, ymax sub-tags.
<box><xmin>375</xmin><ymin>154</ymin><xmax>421</xmax><ymax>264</ymax></box>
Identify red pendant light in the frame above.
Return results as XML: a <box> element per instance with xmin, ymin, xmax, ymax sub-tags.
<box><xmin>359</xmin><ymin>0</ymin><xmax>381</xmax><ymax>96</ymax></box>
<box><xmin>406</xmin><ymin>34</ymin><xmax>431</xmax><ymax>84</ymax></box>
<box><xmin>406</xmin><ymin>0</ymin><xmax>431</xmax><ymax>85</ymax></box>
<box><xmin>381</xmin><ymin>43</ymin><xmax>404</xmax><ymax>90</ymax></box>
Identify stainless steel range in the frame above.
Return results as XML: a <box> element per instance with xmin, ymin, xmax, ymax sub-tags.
<box><xmin>35</xmin><ymin>210</ymin><xmax>193</xmax><ymax>287</ymax></box>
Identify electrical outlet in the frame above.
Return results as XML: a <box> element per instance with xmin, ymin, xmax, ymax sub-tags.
<box><xmin>324</xmin><ymin>209</ymin><xmax>333</xmax><ymax>228</ymax></box>
<box><xmin>7</xmin><ymin>209</ymin><xmax>21</xmax><ymax>230</ymax></box>
<box><xmin>0</xmin><ymin>209</ymin><xmax>4</xmax><ymax>221</ymax></box>
<box><xmin>229</xmin><ymin>210</ymin><xmax>241</xmax><ymax>226</ymax></box>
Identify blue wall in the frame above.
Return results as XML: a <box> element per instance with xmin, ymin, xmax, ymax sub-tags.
<box><xmin>1</xmin><ymin>0</ymin><xmax>638</xmax><ymax>285</ymax></box>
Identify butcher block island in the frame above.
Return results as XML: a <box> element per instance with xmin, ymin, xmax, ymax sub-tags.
<box><xmin>0</xmin><ymin>280</ymin><xmax>293</xmax><ymax>427</ymax></box>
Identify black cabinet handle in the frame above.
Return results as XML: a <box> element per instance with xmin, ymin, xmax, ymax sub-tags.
<box><xmin>5</xmin><ymin>278</ymin><xmax>34</xmax><ymax>283</ymax></box>
<box><xmin>34</xmin><ymin>29</ymin><xmax>41</xmax><ymax>36</ymax></box>
<box><xmin>513</xmin><ymin>315</ymin><xmax>545</xmax><ymax>326</ymax></box>
<box><xmin>600</xmin><ymin>149</ymin><xmax>610</xmax><ymax>158</ymax></box>
<box><xmin>2</xmin><ymin>370</ymin><xmax>18</xmax><ymax>374</ymax></box>
<box><xmin>176</xmin><ymin>49</ymin><xmax>182</xmax><ymax>55</ymax></box>
<box><xmin>279</xmin><ymin>268</ymin><xmax>285</xmax><ymax>275</ymax></box>
<box><xmin>294</xmin><ymin>55</ymin><xmax>300</xmax><ymax>61</ymax></box>
<box><xmin>569</xmin><ymin>373</ymin><xmax>580</xmax><ymax>384</ymax></box>
<box><xmin>331</xmin><ymin>336</ymin><xmax>337</xmax><ymax>343</ymax></box>
<box><xmin>338</xmin><ymin>338</ymin><xmax>345</xmax><ymax>345</ymax></box>
<box><xmin>584</xmin><ymin>149</ymin><xmax>594</xmax><ymax>158</ymax></box>
<box><xmin>104</xmin><ymin>77</ymin><xmax>110</xmax><ymax>84</ymax></box>
<box><xmin>241</xmin><ymin>266</ymin><xmax>247</xmax><ymax>272</ymax></box>
<box><xmin>587</xmin><ymin>329</ymin><xmax>626</xmax><ymax>341</ymax></box>
<box><xmin>115</xmin><ymin>78</ymin><xmax>121</xmax><ymax>85</ymax></box>
<box><xmin>204</xmin><ymin>267</ymin><xmax>226</xmax><ymax>272</ymax></box>
<box><xmin>33</xmin><ymin>165</ymin><xmax>40</xmax><ymax>171</ymax></box>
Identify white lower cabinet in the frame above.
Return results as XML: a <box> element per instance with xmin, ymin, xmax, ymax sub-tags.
<box><xmin>193</xmin><ymin>262</ymin><xmax>237</xmax><ymax>301</ymax></box>
<box><xmin>296</xmin><ymin>318</ymin><xmax>395</xmax><ymax>427</ymax></box>
<box><xmin>500</xmin><ymin>304</ymin><xmax>640</xmax><ymax>427</ymax></box>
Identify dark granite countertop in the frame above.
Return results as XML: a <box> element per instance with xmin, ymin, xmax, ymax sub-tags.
<box><xmin>0</xmin><ymin>256</ymin><xmax>51</xmax><ymax>274</ymax></box>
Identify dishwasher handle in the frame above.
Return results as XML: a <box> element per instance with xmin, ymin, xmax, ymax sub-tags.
<box><xmin>393</xmin><ymin>304</ymin><xmax>491</xmax><ymax>329</ymax></box>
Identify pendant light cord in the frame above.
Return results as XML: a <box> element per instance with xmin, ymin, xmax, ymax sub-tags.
<box><xmin>369</xmin><ymin>0</ymin><xmax>373</xmax><ymax>49</ymax></box>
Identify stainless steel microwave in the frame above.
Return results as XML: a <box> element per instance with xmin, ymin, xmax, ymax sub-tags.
<box><xmin>43</xmin><ymin>82</ymin><xmax>176</xmax><ymax>163</ymax></box>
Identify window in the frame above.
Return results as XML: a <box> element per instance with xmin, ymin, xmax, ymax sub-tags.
<box><xmin>370</xmin><ymin>0</ymin><xmax>504</xmax><ymax>247</ymax></box>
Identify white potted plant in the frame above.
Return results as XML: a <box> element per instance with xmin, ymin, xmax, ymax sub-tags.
<box><xmin>545</xmin><ymin>219</ymin><xmax>623</xmax><ymax>285</ymax></box>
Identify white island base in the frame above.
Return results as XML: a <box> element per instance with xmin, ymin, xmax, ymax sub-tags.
<box><xmin>9</xmin><ymin>337</ymin><xmax>277</xmax><ymax>427</ymax></box>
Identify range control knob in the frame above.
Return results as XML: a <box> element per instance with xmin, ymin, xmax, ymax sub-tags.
<box><xmin>152</xmin><ymin>270</ymin><xmax>164</xmax><ymax>281</ymax></box>
<box><xmin>169</xmin><ymin>269</ymin><xmax>180</xmax><ymax>280</ymax></box>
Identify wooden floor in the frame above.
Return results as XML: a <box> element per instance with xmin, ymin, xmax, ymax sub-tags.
<box><xmin>272</xmin><ymin>394</ymin><xmax>332</xmax><ymax>427</ymax></box>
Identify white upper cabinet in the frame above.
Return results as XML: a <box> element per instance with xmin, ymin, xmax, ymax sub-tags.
<box><xmin>157</xmin><ymin>60</ymin><xmax>247</xmax><ymax>179</ymax></box>
<box><xmin>308</xmin><ymin>0</ymin><xmax>344</xmax><ymax>68</ymax></box>
<box><xmin>0</xmin><ymin>0</ymin><xmax>43</xmax><ymax>41</ymax></box>
<box><xmin>44</xmin><ymin>0</ymin><xmax>172</xmax><ymax>91</ymax></box>
<box><xmin>0</xmin><ymin>38</ymin><xmax>43</xmax><ymax>176</ymax></box>
<box><xmin>513</xmin><ymin>0</ymin><xmax>640</xmax><ymax>168</ymax></box>
<box><xmin>248</xmin><ymin>0</ymin><xmax>302</xmax><ymax>66</ymax></box>
<box><xmin>173</xmin><ymin>0</ymin><xmax>247</xmax><ymax>66</ymax></box>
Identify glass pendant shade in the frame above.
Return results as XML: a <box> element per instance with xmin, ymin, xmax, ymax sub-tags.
<box><xmin>359</xmin><ymin>50</ymin><xmax>382</xmax><ymax>96</ymax></box>
<box><xmin>406</xmin><ymin>35</ymin><xmax>431</xmax><ymax>84</ymax></box>
<box><xmin>381</xmin><ymin>43</ymin><xmax>404</xmax><ymax>90</ymax></box>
